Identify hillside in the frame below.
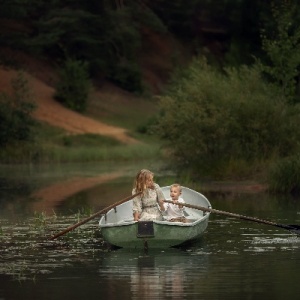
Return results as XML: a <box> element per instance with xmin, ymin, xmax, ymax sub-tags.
<box><xmin>0</xmin><ymin>29</ymin><xmax>182</xmax><ymax>144</ymax></box>
<box><xmin>1</xmin><ymin>67</ymin><xmax>146</xmax><ymax>144</ymax></box>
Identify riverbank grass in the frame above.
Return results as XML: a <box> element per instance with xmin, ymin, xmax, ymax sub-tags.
<box><xmin>0</xmin><ymin>122</ymin><xmax>163</xmax><ymax>163</ymax></box>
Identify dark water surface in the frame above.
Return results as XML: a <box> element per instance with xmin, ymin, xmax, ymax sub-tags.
<box><xmin>0</xmin><ymin>163</ymin><xmax>300</xmax><ymax>300</ymax></box>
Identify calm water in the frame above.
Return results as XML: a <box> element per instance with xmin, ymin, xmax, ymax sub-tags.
<box><xmin>0</xmin><ymin>163</ymin><xmax>300</xmax><ymax>300</ymax></box>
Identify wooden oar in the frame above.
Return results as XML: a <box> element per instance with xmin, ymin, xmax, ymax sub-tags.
<box><xmin>49</xmin><ymin>192</ymin><xmax>141</xmax><ymax>240</ymax></box>
<box><xmin>164</xmin><ymin>200</ymin><xmax>300</xmax><ymax>234</ymax></box>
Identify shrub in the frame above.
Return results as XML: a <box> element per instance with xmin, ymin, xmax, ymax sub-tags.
<box><xmin>55</xmin><ymin>59</ymin><xmax>90</xmax><ymax>112</ymax></box>
<box><xmin>260</xmin><ymin>1</ymin><xmax>300</xmax><ymax>104</ymax></box>
<box><xmin>157</xmin><ymin>57</ymin><xmax>300</xmax><ymax>178</ymax></box>
<box><xmin>109</xmin><ymin>61</ymin><xmax>143</xmax><ymax>93</ymax></box>
<box><xmin>268</xmin><ymin>155</ymin><xmax>300</xmax><ymax>195</ymax></box>
<box><xmin>0</xmin><ymin>71</ymin><xmax>36</xmax><ymax>147</ymax></box>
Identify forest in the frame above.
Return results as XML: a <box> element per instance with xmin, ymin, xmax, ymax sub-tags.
<box><xmin>1</xmin><ymin>0</ymin><xmax>300</xmax><ymax>193</ymax></box>
<box><xmin>0</xmin><ymin>0</ymin><xmax>285</xmax><ymax>91</ymax></box>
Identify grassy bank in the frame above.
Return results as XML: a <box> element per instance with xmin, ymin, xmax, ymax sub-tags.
<box><xmin>0</xmin><ymin>122</ymin><xmax>164</xmax><ymax>164</ymax></box>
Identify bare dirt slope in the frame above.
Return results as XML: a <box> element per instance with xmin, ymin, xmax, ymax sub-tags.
<box><xmin>0</xmin><ymin>68</ymin><xmax>139</xmax><ymax>144</ymax></box>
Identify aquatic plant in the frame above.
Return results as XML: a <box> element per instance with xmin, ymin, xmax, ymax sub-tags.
<box><xmin>33</xmin><ymin>211</ymin><xmax>48</xmax><ymax>229</ymax></box>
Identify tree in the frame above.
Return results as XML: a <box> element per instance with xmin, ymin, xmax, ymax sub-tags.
<box><xmin>0</xmin><ymin>71</ymin><xmax>36</xmax><ymax>146</ymax></box>
<box><xmin>55</xmin><ymin>59</ymin><xmax>90</xmax><ymax>112</ymax></box>
<box><xmin>260</xmin><ymin>1</ymin><xmax>300</xmax><ymax>103</ymax></box>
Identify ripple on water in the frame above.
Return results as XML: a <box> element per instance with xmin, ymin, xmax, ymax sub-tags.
<box><xmin>244</xmin><ymin>234</ymin><xmax>300</xmax><ymax>253</ymax></box>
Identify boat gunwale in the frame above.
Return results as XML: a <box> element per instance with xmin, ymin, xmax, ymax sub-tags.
<box><xmin>99</xmin><ymin>213</ymin><xmax>210</xmax><ymax>228</ymax></box>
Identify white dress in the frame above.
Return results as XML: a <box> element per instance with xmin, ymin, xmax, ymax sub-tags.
<box><xmin>132</xmin><ymin>183</ymin><xmax>165</xmax><ymax>221</ymax></box>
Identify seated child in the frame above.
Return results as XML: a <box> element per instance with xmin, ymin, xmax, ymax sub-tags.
<box><xmin>163</xmin><ymin>183</ymin><xmax>186</xmax><ymax>222</ymax></box>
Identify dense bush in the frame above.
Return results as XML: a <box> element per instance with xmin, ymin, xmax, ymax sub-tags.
<box><xmin>157</xmin><ymin>57</ymin><xmax>300</xmax><ymax>178</ymax></box>
<box><xmin>55</xmin><ymin>59</ymin><xmax>90</xmax><ymax>112</ymax></box>
<box><xmin>0</xmin><ymin>0</ymin><xmax>278</xmax><ymax>93</ymax></box>
<box><xmin>268</xmin><ymin>155</ymin><xmax>300</xmax><ymax>195</ymax></box>
<box><xmin>0</xmin><ymin>72</ymin><xmax>36</xmax><ymax>147</ymax></box>
<box><xmin>260</xmin><ymin>1</ymin><xmax>300</xmax><ymax>104</ymax></box>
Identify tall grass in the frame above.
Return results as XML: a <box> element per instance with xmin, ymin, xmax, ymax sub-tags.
<box><xmin>268</xmin><ymin>155</ymin><xmax>300</xmax><ymax>194</ymax></box>
<box><xmin>0</xmin><ymin>120</ymin><xmax>164</xmax><ymax>164</ymax></box>
<box><xmin>37</xmin><ymin>143</ymin><xmax>163</xmax><ymax>163</ymax></box>
<box><xmin>0</xmin><ymin>138</ymin><xmax>163</xmax><ymax>164</ymax></box>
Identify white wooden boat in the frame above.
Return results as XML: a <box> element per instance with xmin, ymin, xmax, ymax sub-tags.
<box><xmin>99</xmin><ymin>186</ymin><xmax>212</xmax><ymax>249</ymax></box>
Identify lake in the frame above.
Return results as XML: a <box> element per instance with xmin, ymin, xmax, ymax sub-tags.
<box><xmin>0</xmin><ymin>163</ymin><xmax>300</xmax><ymax>300</ymax></box>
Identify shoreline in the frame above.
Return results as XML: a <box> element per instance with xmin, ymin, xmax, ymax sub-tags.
<box><xmin>199</xmin><ymin>181</ymin><xmax>268</xmax><ymax>194</ymax></box>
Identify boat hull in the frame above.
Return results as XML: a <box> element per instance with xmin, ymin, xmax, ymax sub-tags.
<box><xmin>101</xmin><ymin>218</ymin><xmax>209</xmax><ymax>248</ymax></box>
<box><xmin>99</xmin><ymin>186</ymin><xmax>211</xmax><ymax>249</ymax></box>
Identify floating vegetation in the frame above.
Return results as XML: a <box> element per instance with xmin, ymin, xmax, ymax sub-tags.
<box><xmin>0</xmin><ymin>212</ymin><xmax>108</xmax><ymax>281</ymax></box>
<box><xmin>33</xmin><ymin>211</ymin><xmax>52</xmax><ymax>229</ymax></box>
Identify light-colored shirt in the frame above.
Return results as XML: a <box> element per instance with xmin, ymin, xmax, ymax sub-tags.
<box><xmin>163</xmin><ymin>197</ymin><xmax>185</xmax><ymax>220</ymax></box>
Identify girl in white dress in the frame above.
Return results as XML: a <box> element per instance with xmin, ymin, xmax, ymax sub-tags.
<box><xmin>132</xmin><ymin>169</ymin><xmax>165</xmax><ymax>221</ymax></box>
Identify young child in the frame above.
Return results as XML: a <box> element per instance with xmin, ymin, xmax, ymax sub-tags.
<box><xmin>132</xmin><ymin>169</ymin><xmax>165</xmax><ymax>221</ymax></box>
<box><xmin>163</xmin><ymin>183</ymin><xmax>186</xmax><ymax>222</ymax></box>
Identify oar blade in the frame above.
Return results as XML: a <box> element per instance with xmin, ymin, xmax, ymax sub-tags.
<box><xmin>287</xmin><ymin>225</ymin><xmax>300</xmax><ymax>235</ymax></box>
<box><xmin>276</xmin><ymin>224</ymin><xmax>300</xmax><ymax>235</ymax></box>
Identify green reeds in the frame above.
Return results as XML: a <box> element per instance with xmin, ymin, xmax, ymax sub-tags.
<box><xmin>38</xmin><ymin>143</ymin><xmax>162</xmax><ymax>163</ymax></box>
<box><xmin>0</xmin><ymin>131</ymin><xmax>163</xmax><ymax>164</ymax></box>
<box><xmin>268</xmin><ymin>155</ymin><xmax>300</xmax><ymax>194</ymax></box>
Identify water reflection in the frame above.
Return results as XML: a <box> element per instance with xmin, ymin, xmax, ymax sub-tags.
<box><xmin>0</xmin><ymin>162</ymin><xmax>164</xmax><ymax>217</ymax></box>
<box><xmin>99</xmin><ymin>248</ymin><xmax>209</xmax><ymax>300</ymax></box>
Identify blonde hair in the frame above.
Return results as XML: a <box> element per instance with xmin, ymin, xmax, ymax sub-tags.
<box><xmin>133</xmin><ymin>169</ymin><xmax>154</xmax><ymax>194</ymax></box>
<box><xmin>170</xmin><ymin>183</ymin><xmax>182</xmax><ymax>192</ymax></box>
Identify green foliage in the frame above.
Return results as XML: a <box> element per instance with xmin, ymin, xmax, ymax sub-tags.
<box><xmin>55</xmin><ymin>59</ymin><xmax>90</xmax><ymax>112</ymax></box>
<box><xmin>0</xmin><ymin>71</ymin><xmax>36</xmax><ymax>147</ymax></box>
<box><xmin>109</xmin><ymin>60</ymin><xmax>143</xmax><ymax>93</ymax></box>
<box><xmin>157</xmin><ymin>57</ymin><xmax>300</xmax><ymax>178</ymax></box>
<box><xmin>136</xmin><ymin>115</ymin><xmax>160</xmax><ymax>135</ymax></box>
<box><xmin>1</xmin><ymin>0</ymin><xmax>288</xmax><ymax>94</ymax></box>
<box><xmin>268</xmin><ymin>155</ymin><xmax>300</xmax><ymax>194</ymax></box>
<box><xmin>0</xmin><ymin>0</ymin><xmax>29</xmax><ymax>18</ymax></box>
<box><xmin>260</xmin><ymin>1</ymin><xmax>300</xmax><ymax>103</ymax></box>
<box><xmin>98</xmin><ymin>5</ymin><xmax>147</xmax><ymax>92</ymax></box>
<box><xmin>16</xmin><ymin>0</ymin><xmax>167</xmax><ymax>93</ymax></box>
<box><xmin>147</xmin><ymin>0</ymin><xmax>200</xmax><ymax>37</ymax></box>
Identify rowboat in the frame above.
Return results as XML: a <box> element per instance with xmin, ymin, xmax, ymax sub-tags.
<box><xmin>98</xmin><ymin>186</ymin><xmax>212</xmax><ymax>249</ymax></box>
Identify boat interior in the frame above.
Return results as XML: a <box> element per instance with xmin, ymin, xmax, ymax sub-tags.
<box><xmin>100</xmin><ymin>186</ymin><xmax>211</xmax><ymax>227</ymax></box>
